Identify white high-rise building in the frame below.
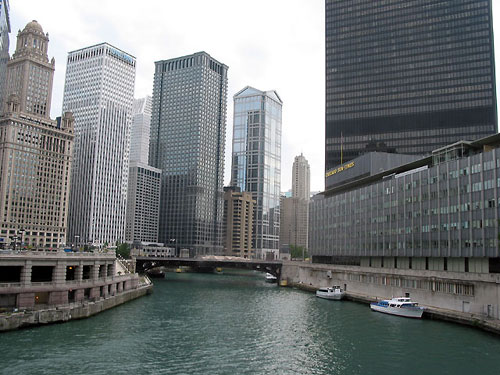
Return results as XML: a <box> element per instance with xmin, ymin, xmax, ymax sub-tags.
<box><xmin>130</xmin><ymin>96</ymin><xmax>151</xmax><ymax>164</ymax></box>
<box><xmin>62</xmin><ymin>43</ymin><xmax>136</xmax><ymax>246</ymax></box>
<box><xmin>292</xmin><ymin>153</ymin><xmax>310</xmax><ymax>200</ymax></box>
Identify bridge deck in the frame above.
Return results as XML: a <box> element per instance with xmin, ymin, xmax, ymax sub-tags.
<box><xmin>135</xmin><ymin>257</ymin><xmax>283</xmax><ymax>278</ymax></box>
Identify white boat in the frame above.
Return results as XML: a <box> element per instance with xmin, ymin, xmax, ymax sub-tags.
<box><xmin>370</xmin><ymin>297</ymin><xmax>424</xmax><ymax>318</ymax></box>
<box><xmin>316</xmin><ymin>286</ymin><xmax>345</xmax><ymax>300</ymax></box>
<box><xmin>265</xmin><ymin>273</ymin><xmax>277</xmax><ymax>283</ymax></box>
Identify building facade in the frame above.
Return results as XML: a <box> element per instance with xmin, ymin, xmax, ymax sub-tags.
<box><xmin>0</xmin><ymin>20</ymin><xmax>73</xmax><ymax>249</ymax></box>
<box><xmin>6</xmin><ymin>20</ymin><xmax>54</xmax><ymax>117</ymax></box>
<box><xmin>125</xmin><ymin>162</ymin><xmax>161</xmax><ymax>244</ymax></box>
<box><xmin>311</xmin><ymin>134</ymin><xmax>500</xmax><ymax>272</ymax></box>
<box><xmin>130</xmin><ymin>96</ymin><xmax>152</xmax><ymax>164</ymax></box>
<box><xmin>325</xmin><ymin>0</ymin><xmax>497</xmax><ymax>170</ymax></box>
<box><xmin>150</xmin><ymin>52</ymin><xmax>227</xmax><ymax>256</ymax></box>
<box><xmin>0</xmin><ymin>0</ymin><xmax>10</xmax><ymax>112</ymax></box>
<box><xmin>62</xmin><ymin>43</ymin><xmax>136</xmax><ymax>246</ymax></box>
<box><xmin>223</xmin><ymin>186</ymin><xmax>255</xmax><ymax>258</ymax></box>
<box><xmin>280</xmin><ymin>196</ymin><xmax>309</xmax><ymax>252</ymax></box>
<box><xmin>281</xmin><ymin>154</ymin><xmax>311</xmax><ymax>253</ymax></box>
<box><xmin>231</xmin><ymin>86</ymin><xmax>282</xmax><ymax>259</ymax></box>
<box><xmin>292</xmin><ymin>153</ymin><xmax>310</xmax><ymax>200</ymax></box>
<box><xmin>0</xmin><ymin>249</ymin><xmax>146</xmax><ymax>319</ymax></box>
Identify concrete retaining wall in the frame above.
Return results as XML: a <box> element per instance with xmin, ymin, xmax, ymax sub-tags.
<box><xmin>0</xmin><ymin>285</ymin><xmax>152</xmax><ymax>332</ymax></box>
<box><xmin>282</xmin><ymin>261</ymin><xmax>500</xmax><ymax>334</ymax></box>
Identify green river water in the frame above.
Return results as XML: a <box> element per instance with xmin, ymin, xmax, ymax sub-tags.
<box><xmin>1</xmin><ymin>271</ymin><xmax>500</xmax><ymax>375</ymax></box>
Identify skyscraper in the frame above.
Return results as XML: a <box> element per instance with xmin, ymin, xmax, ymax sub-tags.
<box><xmin>223</xmin><ymin>186</ymin><xmax>255</xmax><ymax>258</ymax></box>
<box><xmin>130</xmin><ymin>96</ymin><xmax>152</xmax><ymax>164</ymax></box>
<box><xmin>279</xmin><ymin>196</ymin><xmax>309</xmax><ymax>253</ymax></box>
<box><xmin>150</xmin><ymin>52</ymin><xmax>227</xmax><ymax>256</ymax></box>
<box><xmin>0</xmin><ymin>20</ymin><xmax>73</xmax><ymax>248</ymax></box>
<box><xmin>125</xmin><ymin>95</ymin><xmax>159</xmax><ymax>245</ymax></box>
<box><xmin>62</xmin><ymin>43</ymin><xmax>136</xmax><ymax>246</ymax></box>
<box><xmin>125</xmin><ymin>162</ymin><xmax>161</xmax><ymax>244</ymax></box>
<box><xmin>6</xmin><ymin>20</ymin><xmax>54</xmax><ymax>117</ymax></box>
<box><xmin>231</xmin><ymin>86</ymin><xmax>282</xmax><ymax>259</ymax></box>
<box><xmin>0</xmin><ymin>0</ymin><xmax>10</xmax><ymax>111</ymax></box>
<box><xmin>292</xmin><ymin>153</ymin><xmax>310</xmax><ymax>200</ymax></box>
<box><xmin>280</xmin><ymin>154</ymin><xmax>310</xmax><ymax>253</ymax></box>
<box><xmin>325</xmin><ymin>0</ymin><xmax>497</xmax><ymax>171</ymax></box>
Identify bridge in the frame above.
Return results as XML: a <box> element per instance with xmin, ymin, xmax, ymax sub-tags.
<box><xmin>135</xmin><ymin>256</ymin><xmax>283</xmax><ymax>279</ymax></box>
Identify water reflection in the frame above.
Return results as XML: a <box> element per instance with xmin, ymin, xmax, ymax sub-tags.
<box><xmin>1</xmin><ymin>272</ymin><xmax>500</xmax><ymax>375</ymax></box>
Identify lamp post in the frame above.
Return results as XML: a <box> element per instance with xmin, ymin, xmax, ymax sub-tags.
<box><xmin>169</xmin><ymin>238</ymin><xmax>176</xmax><ymax>257</ymax></box>
<box><xmin>18</xmin><ymin>229</ymin><xmax>25</xmax><ymax>250</ymax></box>
<box><xmin>74</xmin><ymin>235</ymin><xmax>80</xmax><ymax>252</ymax></box>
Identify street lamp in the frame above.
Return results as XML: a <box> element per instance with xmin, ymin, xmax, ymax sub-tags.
<box><xmin>169</xmin><ymin>238</ymin><xmax>176</xmax><ymax>257</ymax></box>
<box><xmin>18</xmin><ymin>229</ymin><xmax>25</xmax><ymax>249</ymax></box>
<box><xmin>74</xmin><ymin>235</ymin><xmax>80</xmax><ymax>251</ymax></box>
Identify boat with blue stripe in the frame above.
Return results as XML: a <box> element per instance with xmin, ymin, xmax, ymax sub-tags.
<box><xmin>370</xmin><ymin>297</ymin><xmax>424</xmax><ymax>318</ymax></box>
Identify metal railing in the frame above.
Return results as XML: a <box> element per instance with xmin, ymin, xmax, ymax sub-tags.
<box><xmin>116</xmin><ymin>254</ymin><xmax>134</xmax><ymax>274</ymax></box>
<box><xmin>138</xmin><ymin>274</ymin><xmax>152</xmax><ymax>287</ymax></box>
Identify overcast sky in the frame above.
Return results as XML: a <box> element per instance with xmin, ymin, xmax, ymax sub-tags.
<box><xmin>9</xmin><ymin>1</ymin><xmax>500</xmax><ymax>193</ymax></box>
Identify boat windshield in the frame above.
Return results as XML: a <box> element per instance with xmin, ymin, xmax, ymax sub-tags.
<box><xmin>401</xmin><ymin>303</ymin><xmax>418</xmax><ymax>308</ymax></box>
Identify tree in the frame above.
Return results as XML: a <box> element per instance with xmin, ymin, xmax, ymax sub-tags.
<box><xmin>290</xmin><ymin>245</ymin><xmax>308</xmax><ymax>260</ymax></box>
<box><xmin>116</xmin><ymin>242</ymin><xmax>131</xmax><ymax>259</ymax></box>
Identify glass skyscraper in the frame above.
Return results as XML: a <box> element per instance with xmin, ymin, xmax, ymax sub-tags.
<box><xmin>231</xmin><ymin>86</ymin><xmax>282</xmax><ymax>259</ymax></box>
<box><xmin>325</xmin><ymin>0</ymin><xmax>497</xmax><ymax>171</ymax></box>
<box><xmin>150</xmin><ymin>52</ymin><xmax>228</xmax><ymax>256</ymax></box>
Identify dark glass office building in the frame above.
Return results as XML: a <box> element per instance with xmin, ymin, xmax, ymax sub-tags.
<box><xmin>325</xmin><ymin>0</ymin><xmax>497</xmax><ymax>172</ymax></box>
<box><xmin>150</xmin><ymin>52</ymin><xmax>228</xmax><ymax>256</ymax></box>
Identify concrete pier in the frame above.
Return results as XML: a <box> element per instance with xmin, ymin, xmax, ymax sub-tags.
<box><xmin>0</xmin><ymin>284</ymin><xmax>152</xmax><ymax>331</ymax></box>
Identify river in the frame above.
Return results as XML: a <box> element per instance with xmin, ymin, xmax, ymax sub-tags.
<box><xmin>1</xmin><ymin>271</ymin><xmax>500</xmax><ymax>375</ymax></box>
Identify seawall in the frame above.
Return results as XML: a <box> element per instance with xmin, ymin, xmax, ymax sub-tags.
<box><xmin>0</xmin><ymin>284</ymin><xmax>152</xmax><ymax>332</ymax></box>
<box><xmin>282</xmin><ymin>261</ymin><xmax>500</xmax><ymax>335</ymax></box>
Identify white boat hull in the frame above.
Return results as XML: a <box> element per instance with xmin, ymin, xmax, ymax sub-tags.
<box><xmin>370</xmin><ymin>303</ymin><xmax>424</xmax><ymax>318</ymax></box>
<box><xmin>316</xmin><ymin>291</ymin><xmax>345</xmax><ymax>300</ymax></box>
<box><xmin>265</xmin><ymin>273</ymin><xmax>277</xmax><ymax>283</ymax></box>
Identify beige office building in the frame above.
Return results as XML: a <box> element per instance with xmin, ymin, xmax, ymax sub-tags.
<box><xmin>223</xmin><ymin>186</ymin><xmax>255</xmax><ymax>258</ymax></box>
<box><xmin>280</xmin><ymin>197</ymin><xmax>309</xmax><ymax>251</ymax></box>
<box><xmin>280</xmin><ymin>154</ymin><xmax>310</xmax><ymax>252</ymax></box>
<box><xmin>0</xmin><ymin>20</ymin><xmax>73</xmax><ymax>249</ymax></box>
<box><xmin>292</xmin><ymin>153</ymin><xmax>310</xmax><ymax>200</ymax></box>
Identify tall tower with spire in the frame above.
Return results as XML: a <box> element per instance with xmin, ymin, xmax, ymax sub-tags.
<box><xmin>0</xmin><ymin>20</ymin><xmax>74</xmax><ymax>249</ymax></box>
<box><xmin>5</xmin><ymin>20</ymin><xmax>54</xmax><ymax>117</ymax></box>
<box><xmin>292</xmin><ymin>153</ymin><xmax>310</xmax><ymax>201</ymax></box>
<box><xmin>280</xmin><ymin>154</ymin><xmax>310</xmax><ymax>256</ymax></box>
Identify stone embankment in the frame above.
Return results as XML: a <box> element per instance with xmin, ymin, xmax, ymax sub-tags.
<box><xmin>0</xmin><ymin>283</ymin><xmax>152</xmax><ymax>332</ymax></box>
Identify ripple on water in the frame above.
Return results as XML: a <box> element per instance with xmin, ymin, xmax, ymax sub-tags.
<box><xmin>2</xmin><ymin>273</ymin><xmax>500</xmax><ymax>375</ymax></box>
